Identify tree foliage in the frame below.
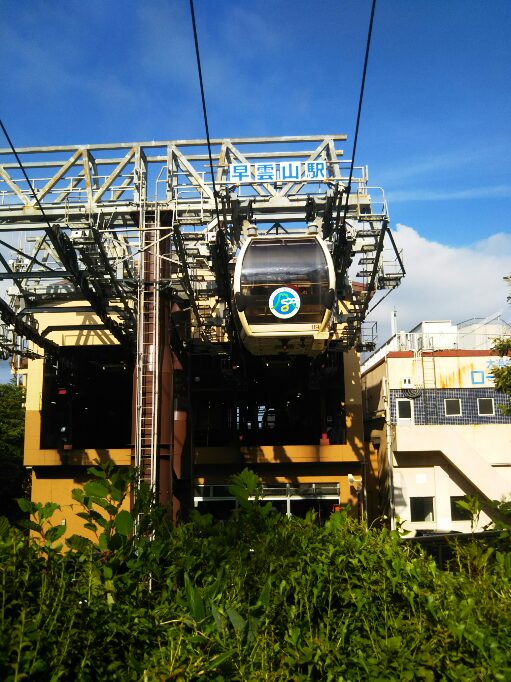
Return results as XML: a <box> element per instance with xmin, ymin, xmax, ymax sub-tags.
<box><xmin>492</xmin><ymin>338</ymin><xmax>511</xmax><ymax>415</ymax></box>
<box><xmin>0</xmin><ymin>380</ymin><xmax>28</xmax><ymax>520</ymax></box>
<box><xmin>0</xmin><ymin>380</ymin><xmax>25</xmax><ymax>454</ymax></box>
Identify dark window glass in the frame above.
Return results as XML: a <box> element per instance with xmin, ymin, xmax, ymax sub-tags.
<box><xmin>478</xmin><ymin>398</ymin><xmax>494</xmax><ymax>416</ymax></box>
<box><xmin>450</xmin><ymin>496</ymin><xmax>472</xmax><ymax>521</ymax></box>
<box><xmin>196</xmin><ymin>500</ymin><xmax>236</xmax><ymax>520</ymax></box>
<box><xmin>397</xmin><ymin>399</ymin><xmax>412</xmax><ymax>419</ymax></box>
<box><xmin>410</xmin><ymin>497</ymin><xmax>434</xmax><ymax>522</ymax></box>
<box><xmin>290</xmin><ymin>498</ymin><xmax>335</xmax><ymax>523</ymax></box>
<box><xmin>264</xmin><ymin>500</ymin><xmax>287</xmax><ymax>515</ymax></box>
<box><xmin>240</xmin><ymin>237</ymin><xmax>329</xmax><ymax>325</ymax></box>
<box><xmin>445</xmin><ymin>398</ymin><xmax>461</xmax><ymax>416</ymax></box>
<box><xmin>40</xmin><ymin>346</ymin><xmax>133</xmax><ymax>449</ymax></box>
<box><xmin>314</xmin><ymin>483</ymin><xmax>340</xmax><ymax>495</ymax></box>
<box><xmin>210</xmin><ymin>486</ymin><xmax>232</xmax><ymax>497</ymax></box>
<box><xmin>262</xmin><ymin>484</ymin><xmax>288</xmax><ymax>496</ymax></box>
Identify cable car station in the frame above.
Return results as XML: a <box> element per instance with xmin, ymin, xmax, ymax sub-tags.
<box><xmin>0</xmin><ymin>134</ymin><xmax>404</xmax><ymax>529</ymax></box>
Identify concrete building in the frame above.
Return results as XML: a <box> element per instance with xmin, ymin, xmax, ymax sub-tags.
<box><xmin>361</xmin><ymin>316</ymin><xmax>511</xmax><ymax>533</ymax></box>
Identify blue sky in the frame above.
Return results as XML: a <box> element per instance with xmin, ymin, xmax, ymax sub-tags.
<box><xmin>0</xmin><ymin>0</ymin><xmax>510</xmax><ymax>379</ymax></box>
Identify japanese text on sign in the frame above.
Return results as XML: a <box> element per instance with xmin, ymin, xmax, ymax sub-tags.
<box><xmin>228</xmin><ymin>161</ymin><xmax>327</xmax><ymax>184</ymax></box>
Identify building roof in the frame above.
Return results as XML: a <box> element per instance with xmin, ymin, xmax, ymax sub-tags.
<box><xmin>361</xmin><ymin>315</ymin><xmax>511</xmax><ymax>375</ymax></box>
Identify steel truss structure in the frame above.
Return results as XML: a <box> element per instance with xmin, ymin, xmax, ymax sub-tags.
<box><xmin>0</xmin><ymin>134</ymin><xmax>404</xmax><ymax>495</ymax></box>
<box><xmin>0</xmin><ymin>134</ymin><xmax>403</xmax><ymax>348</ymax></box>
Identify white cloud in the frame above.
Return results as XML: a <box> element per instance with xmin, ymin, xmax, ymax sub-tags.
<box><xmin>367</xmin><ymin>224</ymin><xmax>511</xmax><ymax>343</ymax></box>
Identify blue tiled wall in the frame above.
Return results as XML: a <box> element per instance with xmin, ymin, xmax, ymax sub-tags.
<box><xmin>390</xmin><ymin>388</ymin><xmax>511</xmax><ymax>425</ymax></box>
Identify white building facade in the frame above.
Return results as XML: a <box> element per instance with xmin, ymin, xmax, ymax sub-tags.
<box><xmin>362</xmin><ymin>318</ymin><xmax>511</xmax><ymax>534</ymax></box>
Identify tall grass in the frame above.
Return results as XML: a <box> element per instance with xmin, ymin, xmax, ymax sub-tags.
<box><xmin>0</xmin><ymin>466</ymin><xmax>510</xmax><ymax>681</ymax></box>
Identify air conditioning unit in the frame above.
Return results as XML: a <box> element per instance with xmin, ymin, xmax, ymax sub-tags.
<box><xmin>401</xmin><ymin>377</ymin><xmax>414</xmax><ymax>389</ymax></box>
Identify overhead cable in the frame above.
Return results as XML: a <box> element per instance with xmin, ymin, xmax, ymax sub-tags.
<box><xmin>334</xmin><ymin>0</ymin><xmax>377</xmax><ymax>235</ymax></box>
<box><xmin>188</xmin><ymin>0</ymin><xmax>239</xmax><ymax>355</ymax></box>
<box><xmin>189</xmin><ymin>0</ymin><xmax>222</xmax><ymax>230</ymax></box>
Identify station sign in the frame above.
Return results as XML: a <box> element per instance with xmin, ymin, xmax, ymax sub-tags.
<box><xmin>229</xmin><ymin>161</ymin><xmax>327</xmax><ymax>184</ymax></box>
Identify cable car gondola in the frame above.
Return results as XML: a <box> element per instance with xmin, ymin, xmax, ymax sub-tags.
<box><xmin>233</xmin><ymin>233</ymin><xmax>336</xmax><ymax>355</ymax></box>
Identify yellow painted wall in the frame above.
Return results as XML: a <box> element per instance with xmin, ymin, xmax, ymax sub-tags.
<box><xmin>195</xmin><ymin>443</ymin><xmax>362</xmax><ymax>466</ymax></box>
<box><xmin>31</xmin><ymin>468</ymin><xmax>131</xmax><ymax>541</ymax></box>
<box><xmin>31</xmin><ymin>302</ymin><xmax>119</xmax><ymax>347</ymax></box>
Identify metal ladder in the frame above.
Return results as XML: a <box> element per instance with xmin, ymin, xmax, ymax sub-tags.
<box><xmin>421</xmin><ymin>351</ymin><xmax>437</xmax><ymax>389</ymax></box>
<box><xmin>418</xmin><ymin>348</ymin><xmax>437</xmax><ymax>424</ymax></box>
<box><xmin>135</xmin><ymin>203</ymin><xmax>161</xmax><ymax>492</ymax></box>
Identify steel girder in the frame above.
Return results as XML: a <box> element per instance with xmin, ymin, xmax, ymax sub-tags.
<box><xmin>0</xmin><ymin>135</ymin><xmax>404</xmax><ymax>355</ymax></box>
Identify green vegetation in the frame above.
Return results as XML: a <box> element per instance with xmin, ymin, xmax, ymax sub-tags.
<box><xmin>0</xmin><ymin>380</ymin><xmax>28</xmax><ymax>521</ymax></box>
<box><xmin>1</xmin><ymin>465</ymin><xmax>510</xmax><ymax>681</ymax></box>
<box><xmin>492</xmin><ymin>338</ymin><xmax>511</xmax><ymax>415</ymax></box>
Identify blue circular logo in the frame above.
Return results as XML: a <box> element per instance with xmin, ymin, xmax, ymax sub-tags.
<box><xmin>269</xmin><ymin>287</ymin><xmax>301</xmax><ymax>319</ymax></box>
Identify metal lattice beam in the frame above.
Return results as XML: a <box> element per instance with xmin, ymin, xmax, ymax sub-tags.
<box><xmin>0</xmin><ymin>135</ymin><xmax>403</xmax><ymax>355</ymax></box>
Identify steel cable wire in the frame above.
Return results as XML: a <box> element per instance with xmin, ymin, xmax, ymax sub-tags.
<box><xmin>189</xmin><ymin>0</ymin><xmax>222</xmax><ymax>229</ymax></box>
<box><xmin>333</xmin><ymin>0</ymin><xmax>377</xmax><ymax>238</ymax></box>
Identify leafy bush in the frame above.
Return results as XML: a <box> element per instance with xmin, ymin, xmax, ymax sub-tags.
<box><xmin>491</xmin><ymin>337</ymin><xmax>511</xmax><ymax>415</ymax></box>
<box><xmin>0</xmin><ymin>381</ymin><xmax>28</xmax><ymax>522</ymax></box>
<box><xmin>0</xmin><ymin>465</ymin><xmax>510</xmax><ymax>680</ymax></box>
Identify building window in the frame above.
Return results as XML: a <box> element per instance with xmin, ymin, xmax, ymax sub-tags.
<box><xmin>477</xmin><ymin>397</ymin><xmax>494</xmax><ymax>416</ymax></box>
<box><xmin>410</xmin><ymin>496</ymin><xmax>434</xmax><ymax>522</ymax></box>
<box><xmin>397</xmin><ymin>398</ymin><xmax>413</xmax><ymax>420</ymax></box>
<box><xmin>444</xmin><ymin>398</ymin><xmax>461</xmax><ymax>416</ymax></box>
<box><xmin>450</xmin><ymin>496</ymin><xmax>472</xmax><ymax>521</ymax></box>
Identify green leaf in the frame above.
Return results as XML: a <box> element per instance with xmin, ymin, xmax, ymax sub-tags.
<box><xmin>17</xmin><ymin>497</ymin><xmax>35</xmax><ymax>513</ymax></box>
<box><xmin>0</xmin><ymin>516</ymin><xmax>10</xmax><ymax>537</ymax></box>
<box><xmin>71</xmin><ymin>488</ymin><xmax>85</xmax><ymax>504</ymax></box>
<box><xmin>109</xmin><ymin>533</ymin><xmax>123</xmax><ymax>550</ymax></box>
<box><xmin>247</xmin><ymin>615</ymin><xmax>260</xmax><ymax>644</ymax></box>
<box><xmin>257</xmin><ymin>579</ymin><xmax>271</xmax><ymax>609</ymax></box>
<box><xmin>65</xmin><ymin>534</ymin><xmax>92</xmax><ymax>553</ymax></box>
<box><xmin>45</xmin><ymin>524</ymin><xmax>66</xmax><ymax>544</ymax></box>
<box><xmin>84</xmin><ymin>480</ymin><xmax>109</xmax><ymax>498</ymax></box>
<box><xmin>86</xmin><ymin>510</ymin><xmax>108</xmax><ymax>529</ymax></box>
<box><xmin>229</xmin><ymin>468</ymin><xmax>262</xmax><ymax>503</ymax></box>
<box><xmin>184</xmin><ymin>573</ymin><xmax>205</xmax><ymax>622</ymax></box>
<box><xmin>114</xmin><ymin>510</ymin><xmax>133</xmax><ymax>537</ymax></box>
<box><xmin>19</xmin><ymin>518</ymin><xmax>42</xmax><ymax>533</ymax></box>
<box><xmin>39</xmin><ymin>502</ymin><xmax>60</xmax><ymax>521</ymax></box>
<box><xmin>209</xmin><ymin>650</ymin><xmax>236</xmax><ymax>669</ymax></box>
<box><xmin>87</xmin><ymin>467</ymin><xmax>107</xmax><ymax>479</ymax></box>
<box><xmin>110</xmin><ymin>485</ymin><xmax>125</xmax><ymax>503</ymax></box>
<box><xmin>211</xmin><ymin>603</ymin><xmax>226</xmax><ymax>633</ymax></box>
<box><xmin>386</xmin><ymin>635</ymin><xmax>402</xmax><ymax>651</ymax></box>
<box><xmin>226</xmin><ymin>606</ymin><xmax>246</xmax><ymax>634</ymax></box>
<box><xmin>98</xmin><ymin>532</ymin><xmax>109</xmax><ymax>551</ymax></box>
